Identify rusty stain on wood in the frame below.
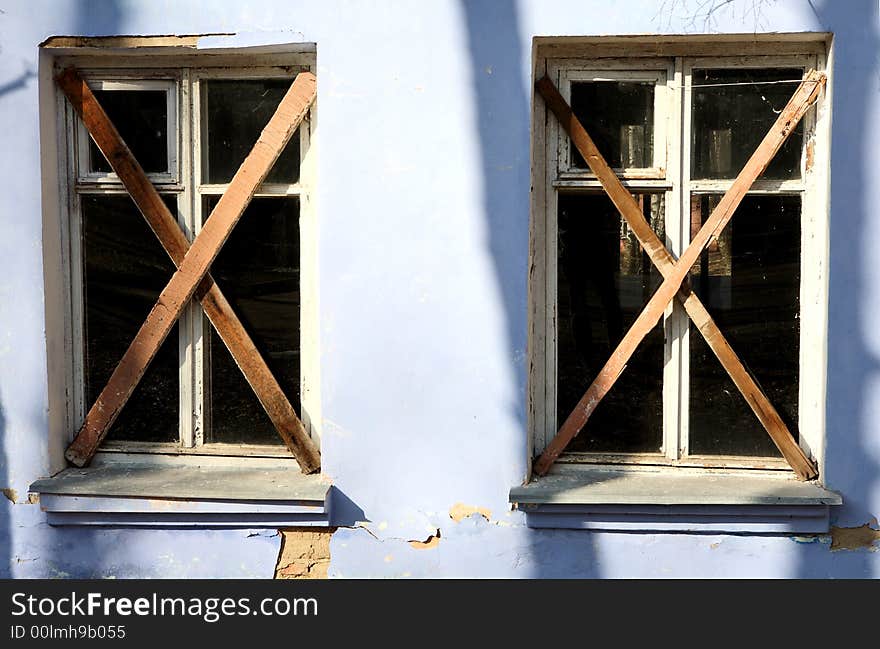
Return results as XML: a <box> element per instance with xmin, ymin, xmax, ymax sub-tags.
<box><xmin>60</xmin><ymin>68</ymin><xmax>320</xmax><ymax>472</ymax></box>
<box><xmin>805</xmin><ymin>139</ymin><xmax>815</xmax><ymax>173</ymax></box>
<box><xmin>534</xmin><ymin>71</ymin><xmax>825</xmax><ymax>480</ymax></box>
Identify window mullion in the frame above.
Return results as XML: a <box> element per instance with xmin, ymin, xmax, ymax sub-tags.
<box><xmin>178</xmin><ymin>68</ymin><xmax>199</xmax><ymax>448</ymax></box>
<box><xmin>662</xmin><ymin>56</ymin><xmax>684</xmax><ymax>461</ymax></box>
<box><xmin>677</xmin><ymin>58</ymin><xmax>695</xmax><ymax>460</ymax></box>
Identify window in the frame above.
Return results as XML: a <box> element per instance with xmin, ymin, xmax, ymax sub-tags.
<box><xmin>530</xmin><ymin>41</ymin><xmax>830</xmax><ymax>475</ymax></box>
<box><xmin>55</xmin><ymin>51</ymin><xmax>319</xmax><ymax>460</ymax></box>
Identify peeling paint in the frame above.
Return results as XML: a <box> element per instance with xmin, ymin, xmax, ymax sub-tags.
<box><xmin>408</xmin><ymin>529</ymin><xmax>441</xmax><ymax>550</ymax></box>
<box><xmin>830</xmin><ymin>523</ymin><xmax>880</xmax><ymax>552</ymax></box>
<box><xmin>2</xmin><ymin>488</ymin><xmax>17</xmax><ymax>503</ymax></box>
<box><xmin>275</xmin><ymin>528</ymin><xmax>335</xmax><ymax>579</ymax></box>
<box><xmin>449</xmin><ymin>503</ymin><xmax>492</xmax><ymax>523</ymax></box>
<box><xmin>790</xmin><ymin>534</ymin><xmax>831</xmax><ymax>545</ymax></box>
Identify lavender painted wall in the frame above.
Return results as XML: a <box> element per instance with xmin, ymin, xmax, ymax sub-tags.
<box><xmin>0</xmin><ymin>0</ymin><xmax>878</xmax><ymax>578</ymax></box>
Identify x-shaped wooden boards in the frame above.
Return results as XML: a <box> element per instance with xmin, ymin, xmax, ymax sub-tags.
<box><xmin>534</xmin><ymin>72</ymin><xmax>825</xmax><ymax>480</ymax></box>
<box><xmin>59</xmin><ymin>67</ymin><xmax>321</xmax><ymax>472</ymax></box>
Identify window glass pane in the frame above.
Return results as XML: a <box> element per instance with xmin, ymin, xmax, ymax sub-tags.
<box><xmin>202</xmin><ymin>79</ymin><xmax>301</xmax><ymax>184</ymax></box>
<box><xmin>557</xmin><ymin>193</ymin><xmax>664</xmax><ymax>453</ymax></box>
<box><xmin>82</xmin><ymin>195</ymin><xmax>179</xmax><ymax>443</ymax></box>
<box><xmin>570</xmin><ymin>81</ymin><xmax>655</xmax><ymax>169</ymax></box>
<box><xmin>89</xmin><ymin>89</ymin><xmax>168</xmax><ymax>174</ymax></box>
<box><xmin>205</xmin><ymin>197</ymin><xmax>300</xmax><ymax>445</ymax></box>
<box><xmin>688</xmin><ymin>194</ymin><xmax>800</xmax><ymax>456</ymax></box>
<box><xmin>691</xmin><ymin>68</ymin><xmax>803</xmax><ymax>180</ymax></box>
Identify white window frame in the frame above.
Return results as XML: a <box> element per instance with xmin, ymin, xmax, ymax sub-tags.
<box><xmin>53</xmin><ymin>50</ymin><xmax>320</xmax><ymax>463</ymax></box>
<box><xmin>552</xmin><ymin>61</ymin><xmax>674</xmax><ymax>180</ymax></box>
<box><xmin>529</xmin><ymin>40</ymin><xmax>831</xmax><ymax>476</ymax></box>
<box><xmin>74</xmin><ymin>78</ymin><xmax>179</xmax><ymax>185</ymax></box>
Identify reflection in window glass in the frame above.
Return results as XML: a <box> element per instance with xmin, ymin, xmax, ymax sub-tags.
<box><xmin>202</xmin><ymin>79</ymin><xmax>301</xmax><ymax>184</ymax></box>
<box><xmin>688</xmin><ymin>195</ymin><xmax>800</xmax><ymax>456</ymax></box>
<box><xmin>89</xmin><ymin>90</ymin><xmax>168</xmax><ymax>174</ymax></box>
<box><xmin>570</xmin><ymin>81</ymin><xmax>655</xmax><ymax>169</ymax></box>
<box><xmin>205</xmin><ymin>197</ymin><xmax>300</xmax><ymax>445</ymax></box>
<box><xmin>557</xmin><ymin>193</ymin><xmax>664</xmax><ymax>453</ymax></box>
<box><xmin>691</xmin><ymin>68</ymin><xmax>803</xmax><ymax>180</ymax></box>
<box><xmin>82</xmin><ymin>195</ymin><xmax>179</xmax><ymax>442</ymax></box>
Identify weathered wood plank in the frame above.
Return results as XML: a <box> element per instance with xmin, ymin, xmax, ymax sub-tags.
<box><xmin>63</xmin><ymin>70</ymin><xmax>318</xmax><ymax>470</ymax></box>
<box><xmin>534</xmin><ymin>71</ymin><xmax>825</xmax><ymax>479</ymax></box>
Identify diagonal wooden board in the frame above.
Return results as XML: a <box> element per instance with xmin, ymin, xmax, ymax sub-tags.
<box><xmin>56</xmin><ymin>67</ymin><xmax>320</xmax><ymax>473</ymax></box>
<box><xmin>63</xmin><ymin>70</ymin><xmax>320</xmax><ymax>471</ymax></box>
<box><xmin>534</xmin><ymin>70</ymin><xmax>825</xmax><ymax>479</ymax></box>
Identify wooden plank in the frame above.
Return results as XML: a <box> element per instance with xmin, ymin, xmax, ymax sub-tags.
<box><xmin>63</xmin><ymin>70</ymin><xmax>318</xmax><ymax>469</ymax></box>
<box><xmin>534</xmin><ymin>70</ymin><xmax>825</xmax><ymax>479</ymax></box>
<box><xmin>535</xmin><ymin>75</ymin><xmax>816</xmax><ymax>479</ymax></box>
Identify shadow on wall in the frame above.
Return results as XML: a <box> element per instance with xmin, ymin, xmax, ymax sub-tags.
<box><xmin>0</xmin><ymin>401</ymin><xmax>9</xmax><ymax>577</ymax></box>
<box><xmin>792</xmin><ymin>0</ymin><xmax>880</xmax><ymax>577</ymax></box>
<box><xmin>459</xmin><ymin>0</ymin><xmax>530</xmax><ymax>427</ymax></box>
<box><xmin>458</xmin><ymin>0</ymin><xmax>599</xmax><ymax>577</ymax></box>
<box><xmin>0</xmin><ymin>0</ymin><xmax>123</xmax><ymax>578</ymax></box>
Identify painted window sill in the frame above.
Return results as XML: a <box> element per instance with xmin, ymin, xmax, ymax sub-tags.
<box><xmin>29</xmin><ymin>458</ymin><xmax>331</xmax><ymax>527</ymax></box>
<box><xmin>509</xmin><ymin>465</ymin><xmax>842</xmax><ymax>533</ymax></box>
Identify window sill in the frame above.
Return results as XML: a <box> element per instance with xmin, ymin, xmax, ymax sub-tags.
<box><xmin>510</xmin><ymin>465</ymin><xmax>842</xmax><ymax>533</ymax></box>
<box><xmin>29</xmin><ymin>458</ymin><xmax>331</xmax><ymax>528</ymax></box>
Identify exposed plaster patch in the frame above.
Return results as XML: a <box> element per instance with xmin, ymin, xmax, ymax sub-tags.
<box><xmin>27</xmin><ymin>493</ymin><xmax>39</xmax><ymax>505</ymax></box>
<box><xmin>275</xmin><ymin>528</ymin><xmax>335</xmax><ymax>579</ymax></box>
<box><xmin>408</xmin><ymin>529</ymin><xmax>441</xmax><ymax>550</ymax></box>
<box><xmin>449</xmin><ymin>503</ymin><xmax>492</xmax><ymax>523</ymax></box>
<box><xmin>2</xmin><ymin>488</ymin><xmax>17</xmax><ymax>503</ymax></box>
<box><xmin>830</xmin><ymin>523</ymin><xmax>880</xmax><ymax>552</ymax></box>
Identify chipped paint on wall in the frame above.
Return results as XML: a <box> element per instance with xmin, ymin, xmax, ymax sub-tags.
<box><xmin>408</xmin><ymin>529</ymin><xmax>441</xmax><ymax>550</ymax></box>
<box><xmin>449</xmin><ymin>503</ymin><xmax>492</xmax><ymax>523</ymax></box>
<box><xmin>830</xmin><ymin>523</ymin><xmax>880</xmax><ymax>552</ymax></box>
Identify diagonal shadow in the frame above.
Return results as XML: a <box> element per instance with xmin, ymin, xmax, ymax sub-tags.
<box><xmin>792</xmin><ymin>0</ymin><xmax>880</xmax><ymax>577</ymax></box>
<box><xmin>458</xmin><ymin>0</ymin><xmax>599</xmax><ymax>577</ymax></box>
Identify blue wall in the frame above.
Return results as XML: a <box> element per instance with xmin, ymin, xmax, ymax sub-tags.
<box><xmin>0</xmin><ymin>0</ymin><xmax>878</xmax><ymax>578</ymax></box>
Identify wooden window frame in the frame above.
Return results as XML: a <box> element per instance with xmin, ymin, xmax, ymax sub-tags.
<box><xmin>529</xmin><ymin>39</ymin><xmax>831</xmax><ymax>476</ymax></box>
<box><xmin>53</xmin><ymin>50</ymin><xmax>320</xmax><ymax>462</ymax></box>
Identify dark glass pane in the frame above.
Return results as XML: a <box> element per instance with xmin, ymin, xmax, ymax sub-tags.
<box><xmin>202</xmin><ymin>79</ymin><xmax>301</xmax><ymax>184</ymax></box>
<box><xmin>205</xmin><ymin>197</ymin><xmax>300</xmax><ymax>444</ymax></box>
<box><xmin>570</xmin><ymin>81</ymin><xmax>654</xmax><ymax>169</ymax></box>
<box><xmin>89</xmin><ymin>90</ymin><xmax>168</xmax><ymax>173</ymax></box>
<box><xmin>688</xmin><ymin>195</ymin><xmax>800</xmax><ymax>456</ymax></box>
<box><xmin>82</xmin><ymin>195</ymin><xmax>179</xmax><ymax>443</ymax></box>
<box><xmin>557</xmin><ymin>193</ymin><xmax>664</xmax><ymax>453</ymax></box>
<box><xmin>691</xmin><ymin>68</ymin><xmax>803</xmax><ymax>180</ymax></box>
